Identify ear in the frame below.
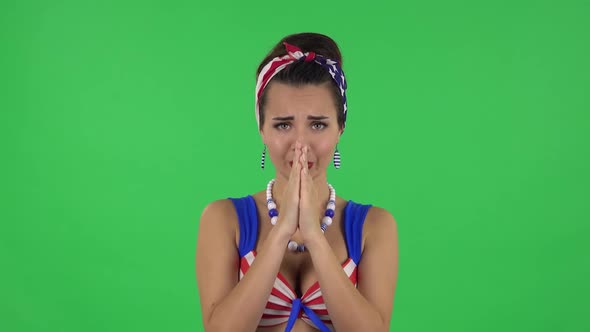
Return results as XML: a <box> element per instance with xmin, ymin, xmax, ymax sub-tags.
<box><xmin>259</xmin><ymin>127</ymin><xmax>266</xmax><ymax>143</ymax></box>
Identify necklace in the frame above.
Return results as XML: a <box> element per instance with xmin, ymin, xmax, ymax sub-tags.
<box><xmin>266</xmin><ymin>178</ymin><xmax>336</xmax><ymax>252</ymax></box>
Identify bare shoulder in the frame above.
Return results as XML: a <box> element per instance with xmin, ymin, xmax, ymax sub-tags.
<box><xmin>196</xmin><ymin>198</ymin><xmax>241</xmax><ymax>327</ymax></box>
<box><xmin>357</xmin><ymin>204</ymin><xmax>399</xmax><ymax>324</ymax></box>
<box><xmin>365</xmin><ymin>205</ymin><xmax>397</xmax><ymax>227</ymax></box>
<box><xmin>198</xmin><ymin>199</ymin><xmax>239</xmax><ymax>244</ymax></box>
<box><xmin>201</xmin><ymin>198</ymin><xmax>237</xmax><ymax>219</ymax></box>
<box><xmin>363</xmin><ymin>205</ymin><xmax>398</xmax><ymax>249</ymax></box>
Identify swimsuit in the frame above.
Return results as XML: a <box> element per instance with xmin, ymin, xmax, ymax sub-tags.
<box><xmin>229</xmin><ymin>195</ymin><xmax>371</xmax><ymax>331</ymax></box>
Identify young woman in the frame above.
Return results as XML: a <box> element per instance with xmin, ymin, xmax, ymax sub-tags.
<box><xmin>196</xmin><ymin>32</ymin><xmax>399</xmax><ymax>332</ymax></box>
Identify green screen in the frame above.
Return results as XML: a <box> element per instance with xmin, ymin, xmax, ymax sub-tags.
<box><xmin>1</xmin><ymin>0</ymin><xmax>588</xmax><ymax>331</ymax></box>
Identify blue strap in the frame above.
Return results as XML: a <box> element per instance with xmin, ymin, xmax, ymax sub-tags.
<box><xmin>228</xmin><ymin>195</ymin><xmax>259</xmax><ymax>258</ymax></box>
<box><xmin>301</xmin><ymin>304</ymin><xmax>332</xmax><ymax>332</ymax></box>
<box><xmin>344</xmin><ymin>200</ymin><xmax>372</xmax><ymax>265</ymax></box>
<box><xmin>284</xmin><ymin>299</ymin><xmax>331</xmax><ymax>332</ymax></box>
<box><xmin>284</xmin><ymin>298</ymin><xmax>301</xmax><ymax>332</ymax></box>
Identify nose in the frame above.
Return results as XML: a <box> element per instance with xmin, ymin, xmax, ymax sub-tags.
<box><xmin>289</xmin><ymin>127</ymin><xmax>310</xmax><ymax>149</ymax></box>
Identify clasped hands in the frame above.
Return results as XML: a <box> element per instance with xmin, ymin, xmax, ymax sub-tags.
<box><xmin>276</xmin><ymin>141</ymin><xmax>327</xmax><ymax>245</ymax></box>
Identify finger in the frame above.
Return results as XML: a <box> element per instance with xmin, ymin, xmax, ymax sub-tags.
<box><xmin>303</xmin><ymin>146</ymin><xmax>309</xmax><ymax>175</ymax></box>
<box><xmin>294</xmin><ymin>143</ymin><xmax>302</xmax><ymax>183</ymax></box>
<box><xmin>288</xmin><ymin>142</ymin><xmax>302</xmax><ymax>202</ymax></box>
<box><xmin>288</xmin><ymin>142</ymin><xmax>301</xmax><ymax>184</ymax></box>
<box><xmin>300</xmin><ymin>146</ymin><xmax>310</xmax><ymax>204</ymax></box>
<box><xmin>300</xmin><ymin>145</ymin><xmax>306</xmax><ymax>176</ymax></box>
<box><xmin>303</xmin><ymin>147</ymin><xmax>315</xmax><ymax>192</ymax></box>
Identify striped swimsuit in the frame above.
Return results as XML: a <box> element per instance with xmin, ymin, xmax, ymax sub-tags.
<box><xmin>229</xmin><ymin>195</ymin><xmax>372</xmax><ymax>332</ymax></box>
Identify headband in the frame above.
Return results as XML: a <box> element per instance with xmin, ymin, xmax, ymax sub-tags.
<box><xmin>255</xmin><ymin>42</ymin><xmax>348</xmax><ymax>129</ymax></box>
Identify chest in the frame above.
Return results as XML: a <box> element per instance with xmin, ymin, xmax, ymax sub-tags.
<box><xmin>255</xmin><ymin>210</ymin><xmax>349</xmax><ymax>298</ymax></box>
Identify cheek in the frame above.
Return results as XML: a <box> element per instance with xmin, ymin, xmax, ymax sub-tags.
<box><xmin>314</xmin><ymin>140</ymin><xmax>337</xmax><ymax>163</ymax></box>
<box><xmin>266</xmin><ymin>139</ymin><xmax>289</xmax><ymax>162</ymax></box>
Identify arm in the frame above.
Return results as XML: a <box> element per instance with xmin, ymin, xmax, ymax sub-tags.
<box><xmin>195</xmin><ymin>199</ymin><xmax>292</xmax><ymax>332</ymax></box>
<box><xmin>305</xmin><ymin>207</ymin><xmax>399</xmax><ymax>332</ymax></box>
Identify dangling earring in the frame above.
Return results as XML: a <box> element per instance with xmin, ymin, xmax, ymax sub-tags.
<box><xmin>333</xmin><ymin>145</ymin><xmax>341</xmax><ymax>169</ymax></box>
<box><xmin>260</xmin><ymin>145</ymin><xmax>266</xmax><ymax>170</ymax></box>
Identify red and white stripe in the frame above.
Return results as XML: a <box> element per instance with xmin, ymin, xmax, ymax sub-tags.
<box><xmin>239</xmin><ymin>250</ymin><xmax>358</xmax><ymax>330</ymax></box>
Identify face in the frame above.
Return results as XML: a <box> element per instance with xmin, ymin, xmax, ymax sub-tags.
<box><xmin>260</xmin><ymin>81</ymin><xmax>342</xmax><ymax>180</ymax></box>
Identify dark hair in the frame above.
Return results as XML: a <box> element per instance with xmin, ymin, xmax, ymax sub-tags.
<box><xmin>256</xmin><ymin>32</ymin><xmax>346</xmax><ymax>131</ymax></box>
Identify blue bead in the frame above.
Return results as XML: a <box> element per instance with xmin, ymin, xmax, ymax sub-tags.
<box><xmin>268</xmin><ymin>208</ymin><xmax>278</xmax><ymax>217</ymax></box>
<box><xmin>324</xmin><ymin>209</ymin><xmax>334</xmax><ymax>218</ymax></box>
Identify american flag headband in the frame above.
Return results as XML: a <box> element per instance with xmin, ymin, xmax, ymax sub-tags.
<box><xmin>255</xmin><ymin>42</ymin><xmax>348</xmax><ymax>129</ymax></box>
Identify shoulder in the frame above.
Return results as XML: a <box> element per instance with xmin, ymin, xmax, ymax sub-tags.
<box><xmin>362</xmin><ymin>205</ymin><xmax>398</xmax><ymax>250</ymax></box>
<box><xmin>365</xmin><ymin>205</ymin><xmax>396</xmax><ymax>225</ymax></box>
<box><xmin>198</xmin><ymin>198</ymin><xmax>240</xmax><ymax>243</ymax></box>
<box><xmin>355</xmin><ymin>205</ymin><xmax>399</xmax><ymax>326</ymax></box>
<box><xmin>200</xmin><ymin>198</ymin><xmax>238</xmax><ymax>222</ymax></box>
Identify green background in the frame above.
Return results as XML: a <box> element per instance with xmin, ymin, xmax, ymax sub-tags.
<box><xmin>1</xmin><ymin>0</ymin><xmax>588</xmax><ymax>331</ymax></box>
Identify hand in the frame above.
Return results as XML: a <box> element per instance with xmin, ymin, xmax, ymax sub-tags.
<box><xmin>275</xmin><ymin>141</ymin><xmax>303</xmax><ymax>238</ymax></box>
<box><xmin>298</xmin><ymin>145</ymin><xmax>324</xmax><ymax>243</ymax></box>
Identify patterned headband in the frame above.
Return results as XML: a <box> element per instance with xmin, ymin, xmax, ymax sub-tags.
<box><xmin>255</xmin><ymin>42</ymin><xmax>348</xmax><ymax>129</ymax></box>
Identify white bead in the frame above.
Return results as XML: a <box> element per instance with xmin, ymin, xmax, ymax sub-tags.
<box><xmin>288</xmin><ymin>241</ymin><xmax>299</xmax><ymax>251</ymax></box>
<box><xmin>266</xmin><ymin>178</ymin><xmax>336</xmax><ymax>254</ymax></box>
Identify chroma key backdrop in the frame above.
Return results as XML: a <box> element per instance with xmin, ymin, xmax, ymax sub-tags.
<box><xmin>1</xmin><ymin>0</ymin><xmax>588</xmax><ymax>331</ymax></box>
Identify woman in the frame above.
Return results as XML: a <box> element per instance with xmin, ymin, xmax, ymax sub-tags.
<box><xmin>196</xmin><ymin>32</ymin><xmax>398</xmax><ymax>332</ymax></box>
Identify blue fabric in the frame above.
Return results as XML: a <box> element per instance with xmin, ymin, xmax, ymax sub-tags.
<box><xmin>284</xmin><ymin>298</ymin><xmax>301</xmax><ymax>332</ymax></box>
<box><xmin>344</xmin><ymin>200</ymin><xmax>372</xmax><ymax>265</ymax></box>
<box><xmin>285</xmin><ymin>298</ymin><xmax>332</xmax><ymax>332</ymax></box>
<box><xmin>300</xmin><ymin>304</ymin><xmax>332</xmax><ymax>332</ymax></box>
<box><xmin>229</xmin><ymin>196</ymin><xmax>258</xmax><ymax>258</ymax></box>
<box><xmin>230</xmin><ymin>195</ymin><xmax>372</xmax><ymax>332</ymax></box>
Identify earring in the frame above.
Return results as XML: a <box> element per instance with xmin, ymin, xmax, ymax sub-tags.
<box><xmin>333</xmin><ymin>146</ymin><xmax>341</xmax><ymax>169</ymax></box>
<box><xmin>260</xmin><ymin>145</ymin><xmax>266</xmax><ymax>170</ymax></box>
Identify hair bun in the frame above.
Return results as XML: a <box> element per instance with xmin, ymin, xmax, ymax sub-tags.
<box><xmin>257</xmin><ymin>32</ymin><xmax>343</xmax><ymax>77</ymax></box>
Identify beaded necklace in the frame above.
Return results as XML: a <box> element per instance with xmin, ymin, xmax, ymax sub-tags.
<box><xmin>265</xmin><ymin>178</ymin><xmax>336</xmax><ymax>252</ymax></box>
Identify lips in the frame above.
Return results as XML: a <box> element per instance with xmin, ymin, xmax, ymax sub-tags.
<box><xmin>289</xmin><ymin>161</ymin><xmax>314</xmax><ymax>169</ymax></box>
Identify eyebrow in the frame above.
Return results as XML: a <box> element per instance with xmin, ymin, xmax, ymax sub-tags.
<box><xmin>271</xmin><ymin>115</ymin><xmax>329</xmax><ymax>121</ymax></box>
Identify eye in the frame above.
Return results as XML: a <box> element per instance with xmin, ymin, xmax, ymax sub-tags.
<box><xmin>274</xmin><ymin>122</ymin><xmax>291</xmax><ymax>130</ymax></box>
<box><xmin>312</xmin><ymin>122</ymin><xmax>327</xmax><ymax>130</ymax></box>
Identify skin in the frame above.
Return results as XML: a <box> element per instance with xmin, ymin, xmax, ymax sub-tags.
<box><xmin>260</xmin><ymin>81</ymin><xmax>344</xmax><ymax>246</ymax></box>
<box><xmin>196</xmin><ymin>81</ymin><xmax>399</xmax><ymax>332</ymax></box>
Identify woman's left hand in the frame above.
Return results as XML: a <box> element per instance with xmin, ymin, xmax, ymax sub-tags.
<box><xmin>298</xmin><ymin>145</ymin><xmax>324</xmax><ymax>243</ymax></box>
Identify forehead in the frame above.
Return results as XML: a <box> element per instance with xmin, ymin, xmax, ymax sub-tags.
<box><xmin>264</xmin><ymin>82</ymin><xmax>337</xmax><ymax>117</ymax></box>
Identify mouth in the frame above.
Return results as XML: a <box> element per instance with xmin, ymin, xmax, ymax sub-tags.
<box><xmin>289</xmin><ymin>161</ymin><xmax>314</xmax><ymax>169</ymax></box>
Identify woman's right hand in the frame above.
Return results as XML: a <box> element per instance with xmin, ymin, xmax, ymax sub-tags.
<box><xmin>275</xmin><ymin>141</ymin><xmax>302</xmax><ymax>238</ymax></box>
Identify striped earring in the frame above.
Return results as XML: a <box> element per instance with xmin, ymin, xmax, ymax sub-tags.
<box><xmin>333</xmin><ymin>146</ymin><xmax>341</xmax><ymax>169</ymax></box>
<box><xmin>260</xmin><ymin>145</ymin><xmax>266</xmax><ymax>170</ymax></box>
